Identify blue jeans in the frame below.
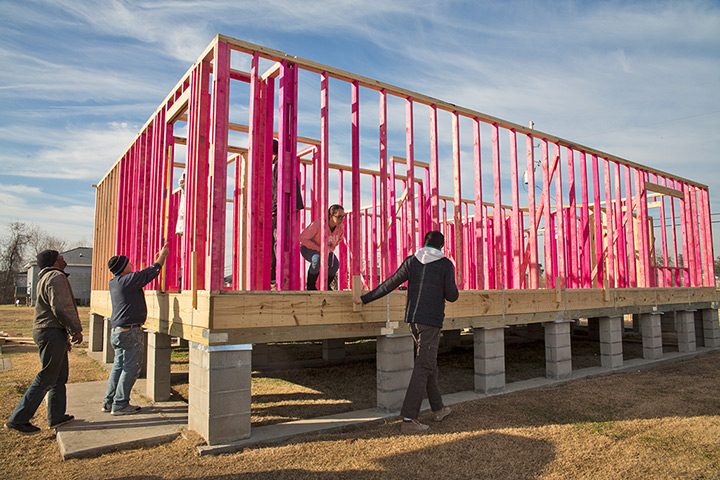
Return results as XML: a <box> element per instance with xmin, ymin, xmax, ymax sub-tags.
<box><xmin>300</xmin><ymin>245</ymin><xmax>339</xmax><ymax>277</ymax></box>
<box><xmin>8</xmin><ymin>328</ymin><xmax>69</xmax><ymax>425</ymax></box>
<box><xmin>103</xmin><ymin>325</ymin><xmax>144</xmax><ymax>409</ymax></box>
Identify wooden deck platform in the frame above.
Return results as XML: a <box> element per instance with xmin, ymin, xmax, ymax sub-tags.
<box><xmin>90</xmin><ymin>287</ymin><xmax>719</xmax><ymax>346</ymax></box>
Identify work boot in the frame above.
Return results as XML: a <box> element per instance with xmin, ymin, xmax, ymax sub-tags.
<box><xmin>111</xmin><ymin>404</ymin><xmax>142</xmax><ymax>416</ymax></box>
<box><xmin>4</xmin><ymin>422</ymin><xmax>41</xmax><ymax>435</ymax></box>
<box><xmin>401</xmin><ymin>419</ymin><xmax>430</xmax><ymax>434</ymax></box>
<box><xmin>49</xmin><ymin>414</ymin><xmax>75</xmax><ymax>429</ymax></box>
<box><xmin>306</xmin><ymin>272</ymin><xmax>318</xmax><ymax>291</ymax></box>
<box><xmin>432</xmin><ymin>406</ymin><xmax>452</xmax><ymax>422</ymax></box>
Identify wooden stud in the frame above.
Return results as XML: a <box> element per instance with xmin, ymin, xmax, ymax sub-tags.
<box><xmin>351</xmin><ymin>81</ymin><xmax>362</xmax><ymax>280</ymax></box>
<box><xmin>509</xmin><ymin>129</ymin><xmax>520</xmax><ymax>289</ymax></box>
<box><xmin>473</xmin><ymin>118</ymin><xmax>485</xmax><ymax>290</ymax></box>
<box><xmin>618</xmin><ymin>163</ymin><xmax>631</xmax><ymax>287</ymax></box>
<box><xmin>319</xmin><ymin>73</ymin><xmax>330</xmax><ymax>291</ymax></box>
<box><xmin>541</xmin><ymin>140</ymin><xmax>553</xmax><ymax>288</ymax></box>
<box><xmin>352</xmin><ymin>275</ymin><xmax>362</xmax><ymax>312</ymax></box>
<box><xmin>526</xmin><ymin>133</ymin><xmax>538</xmax><ymax>289</ymax></box>
<box><xmin>579</xmin><ymin>152</ymin><xmax>591</xmax><ymax>288</ymax></box>
<box><xmin>206</xmin><ymin>40</ymin><xmax>230</xmax><ymax>290</ymax></box>
<box><xmin>554</xmin><ymin>143</ymin><xmax>566</xmax><ymax>287</ymax></box>
<box><xmin>405</xmin><ymin>98</ymin><xmax>416</xmax><ymax>254</ymax></box>
<box><xmin>430</xmin><ymin>105</ymin><xmax>440</xmax><ymax>229</ymax></box>
<box><xmin>565</xmin><ymin>147</ymin><xmax>577</xmax><ymax>287</ymax></box>
<box><xmin>452</xmin><ymin>111</ymin><xmax>463</xmax><ymax>287</ymax></box>
<box><xmin>492</xmin><ymin>124</ymin><xmax>503</xmax><ymax>288</ymax></box>
<box><xmin>603</xmin><ymin>158</ymin><xmax>616</xmax><ymax>288</ymax></box>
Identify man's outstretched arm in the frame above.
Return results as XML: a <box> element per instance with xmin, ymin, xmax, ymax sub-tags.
<box><xmin>353</xmin><ymin>257</ymin><xmax>411</xmax><ymax>305</ymax></box>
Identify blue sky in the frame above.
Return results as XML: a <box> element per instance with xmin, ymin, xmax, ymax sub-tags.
<box><xmin>1</xmin><ymin>0</ymin><xmax>719</xmax><ymax>255</ymax></box>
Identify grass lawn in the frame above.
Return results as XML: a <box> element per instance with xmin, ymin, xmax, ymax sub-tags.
<box><xmin>1</xmin><ymin>304</ymin><xmax>719</xmax><ymax>479</ymax></box>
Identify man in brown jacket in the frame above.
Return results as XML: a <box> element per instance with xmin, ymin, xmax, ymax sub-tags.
<box><xmin>4</xmin><ymin>250</ymin><xmax>83</xmax><ymax>435</ymax></box>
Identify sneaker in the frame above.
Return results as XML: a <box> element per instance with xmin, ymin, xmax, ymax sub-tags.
<box><xmin>400</xmin><ymin>419</ymin><xmax>430</xmax><ymax>434</ymax></box>
<box><xmin>49</xmin><ymin>414</ymin><xmax>75</xmax><ymax>429</ymax></box>
<box><xmin>432</xmin><ymin>406</ymin><xmax>452</xmax><ymax>422</ymax></box>
<box><xmin>111</xmin><ymin>404</ymin><xmax>141</xmax><ymax>416</ymax></box>
<box><xmin>101</xmin><ymin>403</ymin><xmax>112</xmax><ymax>413</ymax></box>
<box><xmin>4</xmin><ymin>422</ymin><xmax>41</xmax><ymax>435</ymax></box>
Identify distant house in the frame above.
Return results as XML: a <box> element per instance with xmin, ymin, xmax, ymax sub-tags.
<box><xmin>14</xmin><ymin>271</ymin><xmax>28</xmax><ymax>304</ymax></box>
<box><xmin>25</xmin><ymin>247</ymin><xmax>93</xmax><ymax>306</ymax></box>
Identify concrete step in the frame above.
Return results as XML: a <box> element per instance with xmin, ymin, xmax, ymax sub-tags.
<box><xmin>56</xmin><ymin>380</ymin><xmax>187</xmax><ymax>460</ymax></box>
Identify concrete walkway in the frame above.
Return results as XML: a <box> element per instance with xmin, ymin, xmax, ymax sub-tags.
<box><xmin>54</xmin><ymin>347</ymin><xmax>718</xmax><ymax>458</ymax></box>
<box><xmin>57</xmin><ymin>379</ymin><xmax>187</xmax><ymax>460</ymax></box>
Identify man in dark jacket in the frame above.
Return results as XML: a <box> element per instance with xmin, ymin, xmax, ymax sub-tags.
<box><xmin>4</xmin><ymin>250</ymin><xmax>83</xmax><ymax>435</ymax></box>
<box><xmin>353</xmin><ymin>230</ymin><xmax>459</xmax><ymax>433</ymax></box>
<box><xmin>102</xmin><ymin>244</ymin><xmax>168</xmax><ymax>415</ymax></box>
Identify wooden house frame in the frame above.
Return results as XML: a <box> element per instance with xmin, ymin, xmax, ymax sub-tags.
<box><xmin>89</xmin><ymin>34</ymin><xmax>719</xmax><ymax>446</ymax></box>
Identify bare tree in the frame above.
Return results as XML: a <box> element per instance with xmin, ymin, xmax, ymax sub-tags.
<box><xmin>26</xmin><ymin>225</ymin><xmax>68</xmax><ymax>258</ymax></box>
<box><xmin>67</xmin><ymin>237</ymin><xmax>91</xmax><ymax>249</ymax></box>
<box><xmin>0</xmin><ymin>223</ymin><xmax>76</xmax><ymax>304</ymax></box>
<box><xmin>0</xmin><ymin>222</ymin><xmax>31</xmax><ymax>304</ymax></box>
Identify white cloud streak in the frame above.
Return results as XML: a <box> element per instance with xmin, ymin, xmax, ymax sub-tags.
<box><xmin>0</xmin><ymin>122</ymin><xmax>139</xmax><ymax>180</ymax></box>
<box><xmin>0</xmin><ymin>185</ymin><xmax>95</xmax><ymax>242</ymax></box>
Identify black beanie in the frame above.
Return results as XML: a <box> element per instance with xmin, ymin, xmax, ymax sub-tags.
<box><xmin>37</xmin><ymin>250</ymin><xmax>59</xmax><ymax>269</ymax></box>
<box><xmin>108</xmin><ymin>255</ymin><xmax>129</xmax><ymax>276</ymax></box>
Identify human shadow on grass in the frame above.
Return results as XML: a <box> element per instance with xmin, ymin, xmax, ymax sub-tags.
<box><xmin>251</xmin><ymin>392</ymin><xmax>332</xmax><ymax>404</ymax></box>
<box><xmin>254</xmin><ymin>350</ymin><xmax>720</xmax><ymax>434</ymax></box>
<box><xmin>104</xmin><ymin>431</ymin><xmax>554</xmax><ymax>480</ymax></box>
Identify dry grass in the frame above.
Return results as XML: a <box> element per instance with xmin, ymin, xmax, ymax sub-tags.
<box><xmin>2</xmin><ymin>304</ymin><xmax>720</xmax><ymax>479</ymax></box>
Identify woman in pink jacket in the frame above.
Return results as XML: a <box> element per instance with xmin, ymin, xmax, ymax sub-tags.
<box><xmin>299</xmin><ymin>204</ymin><xmax>345</xmax><ymax>290</ymax></box>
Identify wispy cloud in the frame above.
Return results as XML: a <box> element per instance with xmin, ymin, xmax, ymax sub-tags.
<box><xmin>0</xmin><ymin>185</ymin><xmax>95</xmax><ymax>242</ymax></box>
<box><xmin>0</xmin><ymin>47</ymin><xmax>168</xmax><ymax>103</ymax></box>
<box><xmin>0</xmin><ymin>122</ymin><xmax>138</xmax><ymax>180</ymax></box>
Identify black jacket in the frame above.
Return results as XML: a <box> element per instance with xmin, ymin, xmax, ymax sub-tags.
<box><xmin>109</xmin><ymin>263</ymin><xmax>162</xmax><ymax>327</ymax></box>
<box><xmin>361</xmin><ymin>249</ymin><xmax>459</xmax><ymax>327</ymax></box>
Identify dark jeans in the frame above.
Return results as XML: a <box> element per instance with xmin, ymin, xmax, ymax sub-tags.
<box><xmin>400</xmin><ymin>323</ymin><xmax>444</xmax><ymax>420</ymax></box>
<box><xmin>8</xmin><ymin>328</ymin><xmax>69</xmax><ymax>425</ymax></box>
<box><xmin>300</xmin><ymin>245</ymin><xmax>339</xmax><ymax>277</ymax></box>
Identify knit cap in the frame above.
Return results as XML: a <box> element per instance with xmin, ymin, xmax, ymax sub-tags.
<box><xmin>37</xmin><ymin>250</ymin><xmax>59</xmax><ymax>269</ymax></box>
<box><xmin>107</xmin><ymin>255</ymin><xmax>129</xmax><ymax>276</ymax></box>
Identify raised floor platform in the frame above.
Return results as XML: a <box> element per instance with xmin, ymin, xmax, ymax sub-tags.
<box><xmin>88</xmin><ymin>287</ymin><xmax>720</xmax><ymax>446</ymax></box>
<box><xmin>90</xmin><ymin>287</ymin><xmax>719</xmax><ymax>345</ymax></box>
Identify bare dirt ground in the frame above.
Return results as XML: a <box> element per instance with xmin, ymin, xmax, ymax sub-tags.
<box><xmin>1</xmin><ymin>304</ymin><xmax>719</xmax><ymax>479</ymax></box>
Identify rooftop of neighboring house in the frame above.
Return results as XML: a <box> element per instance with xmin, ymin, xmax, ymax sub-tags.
<box><xmin>24</xmin><ymin>247</ymin><xmax>93</xmax><ymax>269</ymax></box>
<box><xmin>61</xmin><ymin>247</ymin><xmax>92</xmax><ymax>266</ymax></box>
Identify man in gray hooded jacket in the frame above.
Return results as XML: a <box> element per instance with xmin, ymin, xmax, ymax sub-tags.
<box><xmin>4</xmin><ymin>250</ymin><xmax>83</xmax><ymax>435</ymax></box>
<box><xmin>353</xmin><ymin>230</ymin><xmax>459</xmax><ymax>434</ymax></box>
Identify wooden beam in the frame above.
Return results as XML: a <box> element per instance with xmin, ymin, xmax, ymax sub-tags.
<box><xmin>166</xmin><ymin>88</ymin><xmax>191</xmax><ymax>125</ymax></box>
<box><xmin>645</xmin><ymin>182</ymin><xmax>683</xmax><ymax>199</ymax></box>
<box><xmin>90</xmin><ymin>287</ymin><xmax>720</xmax><ymax>346</ymax></box>
<box><xmin>260</xmin><ymin>62</ymin><xmax>282</xmax><ymax>80</ymax></box>
<box><xmin>389</xmin><ymin>155</ymin><xmax>430</xmax><ymax>169</ymax></box>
